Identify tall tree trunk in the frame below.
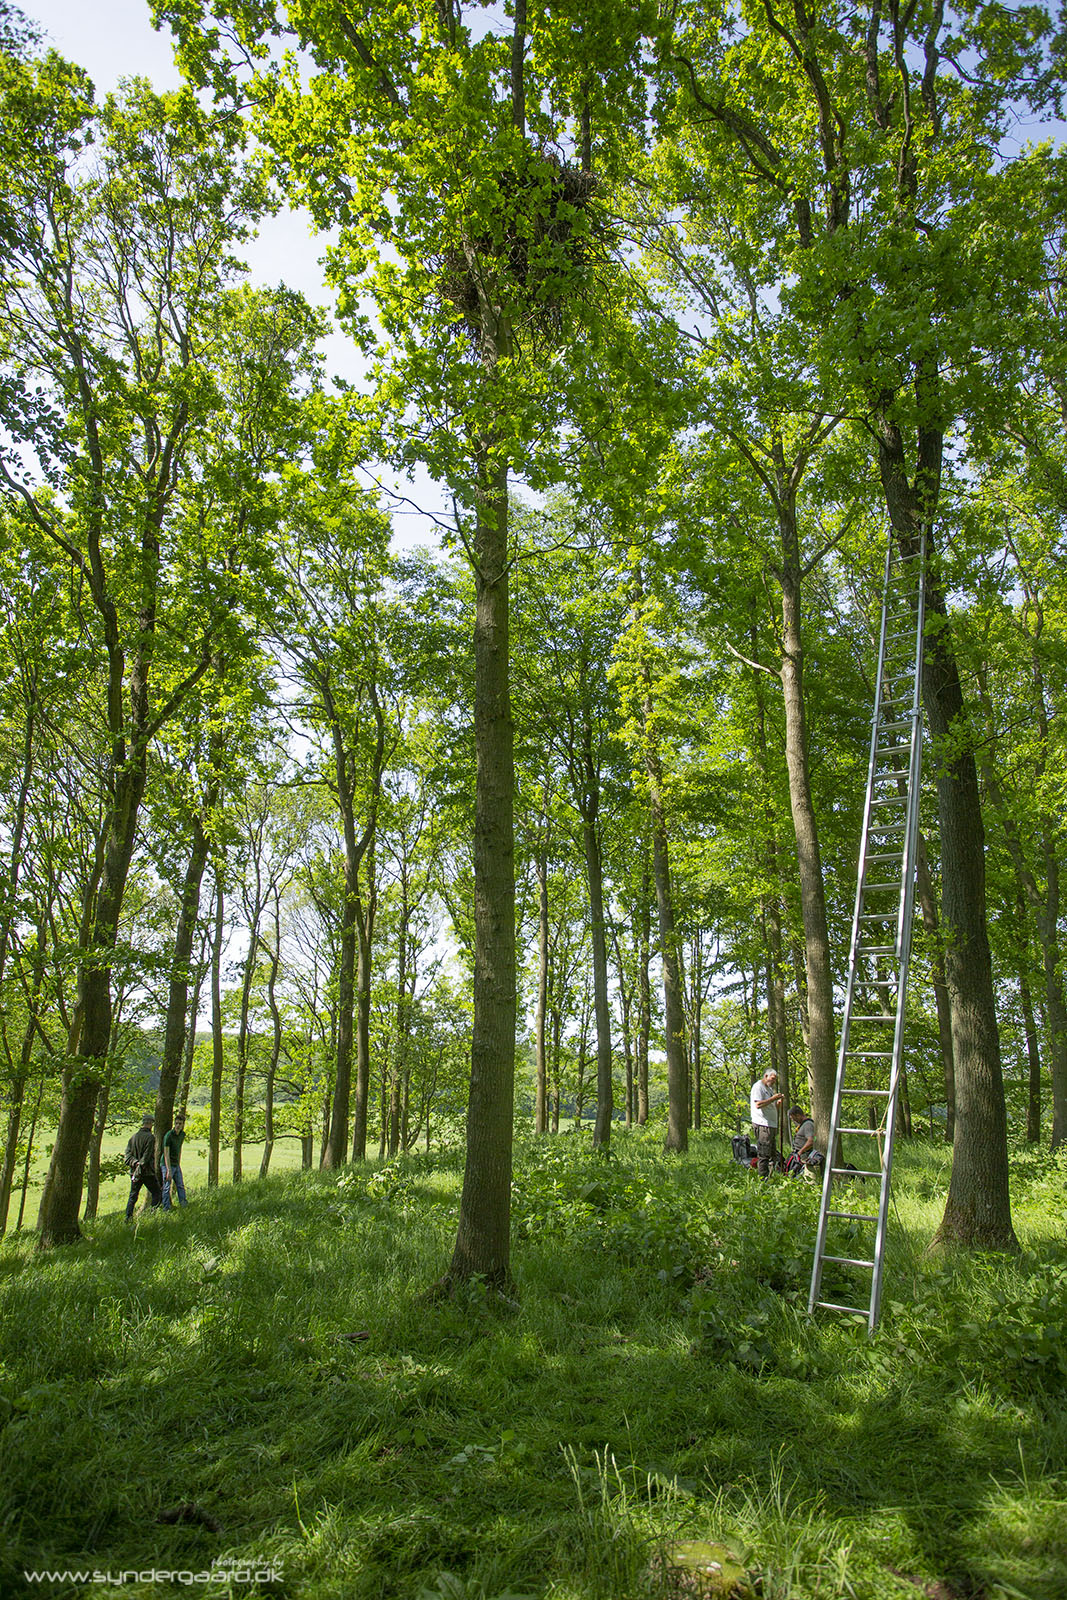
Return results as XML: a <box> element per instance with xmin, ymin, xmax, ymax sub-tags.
<box><xmin>751</xmin><ymin>620</ymin><xmax>792</xmax><ymax>1104</ymax></box>
<box><xmin>0</xmin><ymin>1070</ymin><xmax>26</xmax><ymax>1236</ymax></box>
<box><xmin>574</xmin><ymin>985</ymin><xmax>591</xmax><ymax>1129</ymax></box>
<box><xmin>791</xmin><ymin>940</ymin><xmax>810</xmax><ymax>1058</ymax></box>
<box><xmin>177</xmin><ymin>941</ymin><xmax>207</xmax><ymax>1123</ymax></box>
<box><xmin>610</xmin><ymin>918</ymin><xmax>635</xmax><ymax>1128</ymax></box>
<box><xmin>775</xmin><ymin>470</ymin><xmax>835</xmax><ymax>1157</ymax></box>
<box><xmin>690</xmin><ymin>933</ymin><xmax>703</xmax><ymax>1130</ymax></box>
<box><xmin>877</xmin><ymin>412</ymin><xmax>1016</xmax><ymax>1249</ymax></box>
<box><xmin>154</xmin><ymin>809</ymin><xmax>210</xmax><ymax>1147</ymax></box>
<box><xmin>208</xmin><ymin>874</ymin><xmax>225</xmax><ymax>1188</ymax></box>
<box><xmin>636</xmin><ymin>859</ymin><xmax>651</xmax><ymax>1125</ymax></box>
<box><xmin>535</xmin><ymin>818</ymin><xmax>550</xmax><ymax>1135</ymax></box>
<box><xmin>641</xmin><ymin>695</ymin><xmax>687</xmax><ymax>1152</ymax></box>
<box><xmin>83</xmin><ymin>1077</ymin><xmax>111</xmax><ymax>1221</ymax></box>
<box><xmin>1018</xmin><ymin>943</ymin><xmax>1042</xmax><ymax>1146</ymax></box>
<box><xmin>915</xmin><ymin>831</ymin><xmax>955</xmax><ymax>1142</ymax></box>
<box><xmin>38</xmin><ymin>758</ymin><xmax>146</xmax><ymax>1247</ymax></box>
<box><xmin>233</xmin><ymin>927</ymin><xmax>260</xmax><ymax>1184</ymax></box>
<box><xmin>16</xmin><ymin>1070</ymin><xmax>46</xmax><ymax>1231</ymax></box>
<box><xmin>583</xmin><ymin>786</ymin><xmax>613</xmax><ymax>1146</ymax></box>
<box><xmin>324</xmin><ymin>863</ymin><xmax>358</xmax><ymax>1169</ymax></box>
<box><xmin>352</xmin><ymin>864</ymin><xmax>377</xmax><ymax>1162</ymax></box>
<box><xmin>0</xmin><ymin>676</ymin><xmax>36</xmax><ymax>988</ymax></box>
<box><xmin>0</xmin><ymin>929</ymin><xmax>46</xmax><ymax>1233</ymax></box>
<box><xmin>260</xmin><ymin>905</ymin><xmax>282</xmax><ymax>1179</ymax></box>
<box><xmin>449</xmin><ymin>441</ymin><xmax>516</xmax><ymax>1285</ymax></box>
<box><xmin>388</xmin><ymin>888</ymin><xmax>409</xmax><ymax>1159</ymax></box>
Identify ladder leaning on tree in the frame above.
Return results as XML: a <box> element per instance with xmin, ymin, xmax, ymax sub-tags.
<box><xmin>809</xmin><ymin>529</ymin><xmax>927</xmax><ymax>1335</ymax></box>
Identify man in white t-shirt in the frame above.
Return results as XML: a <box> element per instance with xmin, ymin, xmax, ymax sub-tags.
<box><xmin>749</xmin><ymin>1068</ymin><xmax>783</xmax><ymax>1178</ymax></box>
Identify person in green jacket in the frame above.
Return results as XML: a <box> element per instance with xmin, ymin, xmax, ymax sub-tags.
<box><xmin>161</xmin><ymin>1113</ymin><xmax>187</xmax><ymax>1210</ymax></box>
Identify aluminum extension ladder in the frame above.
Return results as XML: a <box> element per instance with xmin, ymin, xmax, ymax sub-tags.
<box><xmin>809</xmin><ymin>530</ymin><xmax>927</xmax><ymax>1334</ymax></box>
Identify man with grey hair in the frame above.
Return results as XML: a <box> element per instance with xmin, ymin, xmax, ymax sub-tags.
<box><xmin>749</xmin><ymin>1068</ymin><xmax>784</xmax><ymax>1178</ymax></box>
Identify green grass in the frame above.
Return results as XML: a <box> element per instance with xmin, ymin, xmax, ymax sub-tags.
<box><xmin>0</xmin><ymin>1129</ymin><xmax>1065</xmax><ymax>1600</ymax></box>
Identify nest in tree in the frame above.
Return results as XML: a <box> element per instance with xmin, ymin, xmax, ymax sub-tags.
<box><xmin>435</xmin><ymin>156</ymin><xmax>598</xmax><ymax>337</ymax></box>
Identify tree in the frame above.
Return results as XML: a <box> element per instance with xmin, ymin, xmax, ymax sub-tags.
<box><xmin>513</xmin><ymin>513</ymin><xmax>632</xmax><ymax>1147</ymax></box>
<box><xmin>0</xmin><ymin>67</ymin><xmax>277</xmax><ymax>1242</ymax></box>
<box><xmin>158</xmin><ymin>0</ymin><xmax>660</xmax><ymax>1282</ymax></box>
<box><xmin>275</xmin><ymin>468</ymin><xmax>395</xmax><ymax>1167</ymax></box>
<box><xmin>657</xmin><ymin>0</ymin><xmax>1065</xmax><ymax>1247</ymax></box>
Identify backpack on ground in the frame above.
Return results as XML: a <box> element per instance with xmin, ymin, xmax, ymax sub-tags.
<box><xmin>731</xmin><ymin>1133</ymin><xmax>756</xmax><ymax>1165</ymax></box>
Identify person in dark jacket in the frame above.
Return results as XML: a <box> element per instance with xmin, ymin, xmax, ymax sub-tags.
<box><xmin>125</xmin><ymin>1113</ymin><xmax>162</xmax><ymax>1219</ymax></box>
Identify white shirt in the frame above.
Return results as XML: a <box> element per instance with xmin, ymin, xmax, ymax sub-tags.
<box><xmin>750</xmin><ymin>1078</ymin><xmax>779</xmax><ymax>1129</ymax></box>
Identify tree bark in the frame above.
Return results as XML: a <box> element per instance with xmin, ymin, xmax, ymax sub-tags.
<box><xmin>636</xmin><ymin>858</ymin><xmax>651</xmax><ymax>1125</ymax></box>
<box><xmin>877</xmin><ymin>413</ymin><xmax>1016</xmax><ymax>1250</ymax></box>
<box><xmin>915</xmin><ymin>831</ymin><xmax>955</xmax><ymax>1142</ymax></box>
<box><xmin>37</xmin><ymin>756</ymin><xmax>146</xmax><ymax>1247</ymax></box>
<box><xmin>642</xmin><ymin>698</ymin><xmax>688</xmax><ymax>1153</ymax></box>
<box><xmin>324</xmin><ymin>837</ymin><xmax>358</xmax><ymax>1167</ymax></box>
<box><xmin>233</xmin><ymin>927</ymin><xmax>260</xmax><ymax>1184</ymax></box>
<box><xmin>776</xmin><ymin>469</ymin><xmax>835</xmax><ymax>1156</ymax></box>
<box><xmin>83</xmin><ymin>1077</ymin><xmax>110</xmax><ymax>1221</ymax></box>
<box><xmin>208</xmin><ymin>873</ymin><xmax>225</xmax><ymax>1188</ymax></box>
<box><xmin>583</xmin><ymin>796</ymin><xmax>613</xmax><ymax>1145</ymax></box>
<box><xmin>610</xmin><ymin>917</ymin><xmax>635</xmax><ymax>1128</ymax></box>
<box><xmin>449</xmin><ymin>444</ymin><xmax>516</xmax><ymax>1285</ymax></box>
<box><xmin>154</xmin><ymin>807</ymin><xmax>211</xmax><ymax>1149</ymax></box>
<box><xmin>0</xmin><ymin>1070</ymin><xmax>25</xmax><ymax>1236</ymax></box>
<box><xmin>534</xmin><ymin>815</ymin><xmax>550</xmax><ymax>1134</ymax></box>
<box><xmin>260</xmin><ymin>913</ymin><xmax>282</xmax><ymax>1179</ymax></box>
<box><xmin>1018</xmin><ymin>941</ymin><xmax>1042</xmax><ymax>1145</ymax></box>
<box><xmin>351</xmin><ymin>861</ymin><xmax>377</xmax><ymax>1162</ymax></box>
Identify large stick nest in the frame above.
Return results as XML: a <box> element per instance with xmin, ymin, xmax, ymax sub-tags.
<box><xmin>434</xmin><ymin>156</ymin><xmax>598</xmax><ymax>337</ymax></box>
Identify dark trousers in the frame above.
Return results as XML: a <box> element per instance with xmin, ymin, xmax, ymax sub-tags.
<box><xmin>754</xmin><ymin>1125</ymin><xmax>777</xmax><ymax>1178</ymax></box>
<box><xmin>126</xmin><ymin>1170</ymin><xmax>162</xmax><ymax>1219</ymax></box>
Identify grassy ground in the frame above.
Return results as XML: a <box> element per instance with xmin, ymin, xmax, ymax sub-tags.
<box><xmin>0</xmin><ymin>1129</ymin><xmax>1064</xmax><ymax>1600</ymax></box>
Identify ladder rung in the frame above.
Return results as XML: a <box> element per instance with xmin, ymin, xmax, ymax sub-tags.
<box><xmin>831</xmin><ymin>1167</ymin><xmax>881</xmax><ymax>1178</ymax></box>
<box><xmin>828</xmin><ymin>1210</ymin><xmax>878</xmax><ymax>1221</ymax></box>
<box><xmin>838</xmin><ymin>1126</ymin><xmax>883</xmax><ymax>1135</ymax></box>
<box><xmin>858</xmin><ymin>944</ymin><xmax>895</xmax><ymax>955</ymax></box>
<box><xmin>814</xmin><ymin>1301</ymin><xmax>869</xmax><ymax>1317</ymax></box>
<box><xmin>865</xmin><ymin>883</ymin><xmax>900</xmax><ymax>892</ymax></box>
<box><xmin>850</xmin><ymin>1015</ymin><xmax>896</xmax><ymax>1022</ymax></box>
<box><xmin>842</xmin><ymin>1085</ymin><xmax>892</xmax><ymax>1094</ymax></box>
<box><xmin>870</xmin><ymin>797</ymin><xmax>905</xmax><ymax>808</ymax></box>
<box><xmin>822</xmin><ymin>1255</ymin><xmax>875</xmax><ymax>1268</ymax></box>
